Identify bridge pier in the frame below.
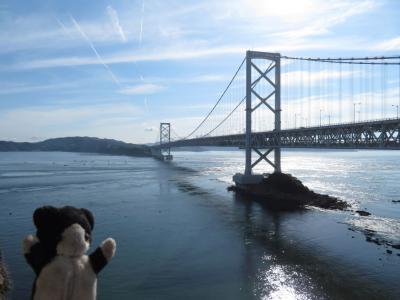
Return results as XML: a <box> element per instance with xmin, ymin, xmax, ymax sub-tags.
<box><xmin>234</xmin><ymin>50</ymin><xmax>281</xmax><ymax>186</ymax></box>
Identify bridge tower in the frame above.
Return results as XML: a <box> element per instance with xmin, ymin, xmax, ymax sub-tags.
<box><xmin>234</xmin><ymin>51</ymin><xmax>281</xmax><ymax>185</ymax></box>
<box><xmin>159</xmin><ymin>122</ymin><xmax>173</xmax><ymax>161</ymax></box>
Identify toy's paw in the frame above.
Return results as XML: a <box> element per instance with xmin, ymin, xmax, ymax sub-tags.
<box><xmin>100</xmin><ymin>238</ymin><xmax>116</xmax><ymax>261</ymax></box>
<box><xmin>23</xmin><ymin>235</ymin><xmax>39</xmax><ymax>254</ymax></box>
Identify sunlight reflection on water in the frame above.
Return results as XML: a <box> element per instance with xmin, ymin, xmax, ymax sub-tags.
<box><xmin>175</xmin><ymin>149</ymin><xmax>400</xmax><ymax>244</ymax></box>
<box><xmin>256</xmin><ymin>256</ymin><xmax>311</xmax><ymax>300</ymax></box>
<box><xmin>347</xmin><ymin>216</ymin><xmax>400</xmax><ymax>241</ymax></box>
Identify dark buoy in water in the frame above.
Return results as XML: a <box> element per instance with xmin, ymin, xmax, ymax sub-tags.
<box><xmin>356</xmin><ymin>210</ymin><xmax>371</xmax><ymax>216</ymax></box>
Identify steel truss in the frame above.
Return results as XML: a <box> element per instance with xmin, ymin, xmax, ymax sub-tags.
<box><xmin>256</xmin><ymin>119</ymin><xmax>400</xmax><ymax>149</ymax></box>
<box><xmin>159</xmin><ymin>119</ymin><xmax>400</xmax><ymax>150</ymax></box>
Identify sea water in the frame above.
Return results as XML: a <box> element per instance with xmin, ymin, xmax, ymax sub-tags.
<box><xmin>0</xmin><ymin>150</ymin><xmax>399</xmax><ymax>299</ymax></box>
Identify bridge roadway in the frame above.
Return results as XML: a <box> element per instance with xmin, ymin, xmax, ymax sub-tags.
<box><xmin>154</xmin><ymin>118</ymin><xmax>400</xmax><ymax>150</ymax></box>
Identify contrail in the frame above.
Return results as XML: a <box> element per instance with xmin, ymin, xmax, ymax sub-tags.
<box><xmin>70</xmin><ymin>15</ymin><xmax>121</xmax><ymax>86</ymax></box>
<box><xmin>138</xmin><ymin>1</ymin><xmax>145</xmax><ymax>103</ymax></box>
<box><xmin>54</xmin><ymin>16</ymin><xmax>73</xmax><ymax>38</ymax></box>
<box><xmin>139</xmin><ymin>0</ymin><xmax>145</xmax><ymax>45</ymax></box>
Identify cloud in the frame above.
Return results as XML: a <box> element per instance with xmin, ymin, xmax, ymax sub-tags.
<box><xmin>124</xmin><ymin>73</ymin><xmax>229</xmax><ymax>85</ymax></box>
<box><xmin>272</xmin><ymin>0</ymin><xmax>376</xmax><ymax>39</ymax></box>
<box><xmin>0</xmin><ymin>0</ymin><xmax>383</xmax><ymax>59</ymax></box>
<box><xmin>0</xmin><ymin>0</ymin><xmax>397</xmax><ymax>143</ymax></box>
<box><xmin>118</xmin><ymin>83</ymin><xmax>165</xmax><ymax>95</ymax></box>
<box><xmin>144</xmin><ymin>127</ymin><xmax>154</xmax><ymax>132</ymax></box>
<box><xmin>106</xmin><ymin>5</ymin><xmax>127</xmax><ymax>43</ymax></box>
<box><xmin>216</xmin><ymin>0</ymin><xmax>332</xmax><ymax>24</ymax></box>
<box><xmin>0</xmin><ymin>103</ymin><xmax>140</xmax><ymax>125</ymax></box>
<box><xmin>0</xmin><ymin>103</ymin><xmax>143</xmax><ymax>142</ymax></box>
<box><xmin>0</xmin><ymin>14</ymin><xmax>126</xmax><ymax>55</ymax></box>
<box><xmin>281</xmin><ymin>90</ymin><xmax>400</xmax><ymax>128</ymax></box>
<box><xmin>0</xmin><ymin>0</ymin><xmax>389</xmax><ymax>73</ymax></box>
<box><xmin>139</xmin><ymin>0</ymin><xmax>145</xmax><ymax>44</ymax></box>
<box><xmin>6</xmin><ymin>36</ymin><xmax>398</xmax><ymax>72</ymax></box>
<box><xmin>29</xmin><ymin>136</ymin><xmax>43</xmax><ymax>141</ymax></box>
<box><xmin>374</xmin><ymin>37</ymin><xmax>400</xmax><ymax>51</ymax></box>
<box><xmin>6</xmin><ymin>45</ymin><xmax>246</xmax><ymax>71</ymax></box>
<box><xmin>54</xmin><ymin>17</ymin><xmax>74</xmax><ymax>39</ymax></box>
<box><xmin>282</xmin><ymin>70</ymin><xmax>356</xmax><ymax>87</ymax></box>
<box><xmin>186</xmin><ymin>74</ymin><xmax>228</xmax><ymax>83</ymax></box>
<box><xmin>70</xmin><ymin>15</ymin><xmax>121</xmax><ymax>85</ymax></box>
<box><xmin>0</xmin><ymin>81</ymin><xmax>78</xmax><ymax>95</ymax></box>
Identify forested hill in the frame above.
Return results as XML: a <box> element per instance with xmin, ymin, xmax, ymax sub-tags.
<box><xmin>0</xmin><ymin>137</ymin><xmax>151</xmax><ymax>157</ymax></box>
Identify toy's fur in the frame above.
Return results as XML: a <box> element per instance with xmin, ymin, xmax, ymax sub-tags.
<box><xmin>23</xmin><ymin>206</ymin><xmax>116</xmax><ymax>300</ymax></box>
<box><xmin>0</xmin><ymin>250</ymin><xmax>11</xmax><ymax>300</ymax></box>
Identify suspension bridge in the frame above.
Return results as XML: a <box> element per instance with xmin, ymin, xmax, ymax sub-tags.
<box><xmin>151</xmin><ymin>50</ymin><xmax>400</xmax><ymax>185</ymax></box>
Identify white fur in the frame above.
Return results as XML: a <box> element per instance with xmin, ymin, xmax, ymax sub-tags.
<box><xmin>56</xmin><ymin>224</ymin><xmax>90</xmax><ymax>257</ymax></box>
<box><xmin>100</xmin><ymin>238</ymin><xmax>116</xmax><ymax>261</ymax></box>
<box><xmin>33</xmin><ymin>255</ymin><xmax>96</xmax><ymax>300</ymax></box>
<box><xmin>23</xmin><ymin>234</ymin><xmax>39</xmax><ymax>254</ymax></box>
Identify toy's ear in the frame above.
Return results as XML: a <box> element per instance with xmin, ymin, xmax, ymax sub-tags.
<box><xmin>81</xmin><ymin>208</ymin><xmax>94</xmax><ymax>230</ymax></box>
<box><xmin>33</xmin><ymin>206</ymin><xmax>58</xmax><ymax>229</ymax></box>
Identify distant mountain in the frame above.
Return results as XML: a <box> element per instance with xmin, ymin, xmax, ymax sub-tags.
<box><xmin>0</xmin><ymin>137</ymin><xmax>151</xmax><ymax>157</ymax></box>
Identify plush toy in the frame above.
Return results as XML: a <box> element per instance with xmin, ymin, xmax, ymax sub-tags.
<box><xmin>22</xmin><ymin>206</ymin><xmax>116</xmax><ymax>300</ymax></box>
<box><xmin>0</xmin><ymin>250</ymin><xmax>11</xmax><ymax>300</ymax></box>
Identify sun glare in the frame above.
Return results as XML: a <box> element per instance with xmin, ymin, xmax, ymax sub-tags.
<box><xmin>247</xmin><ymin>0</ymin><xmax>324</xmax><ymax>19</ymax></box>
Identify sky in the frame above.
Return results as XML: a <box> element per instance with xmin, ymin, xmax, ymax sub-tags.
<box><xmin>0</xmin><ymin>0</ymin><xmax>399</xmax><ymax>143</ymax></box>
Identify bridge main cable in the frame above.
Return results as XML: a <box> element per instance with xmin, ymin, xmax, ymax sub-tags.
<box><xmin>182</xmin><ymin>57</ymin><xmax>246</xmax><ymax>140</ymax></box>
<box><xmin>201</xmin><ymin>61</ymin><xmax>274</xmax><ymax>137</ymax></box>
<box><xmin>203</xmin><ymin>95</ymin><xmax>246</xmax><ymax>137</ymax></box>
<box><xmin>281</xmin><ymin>55</ymin><xmax>400</xmax><ymax>65</ymax></box>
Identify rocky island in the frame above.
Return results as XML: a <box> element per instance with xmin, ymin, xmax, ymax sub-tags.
<box><xmin>229</xmin><ymin>172</ymin><xmax>349</xmax><ymax>211</ymax></box>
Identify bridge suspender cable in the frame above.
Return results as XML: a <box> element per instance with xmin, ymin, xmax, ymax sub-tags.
<box><xmin>202</xmin><ymin>65</ymin><xmax>273</xmax><ymax>137</ymax></box>
<box><xmin>398</xmin><ymin>57</ymin><xmax>400</xmax><ymax>111</ymax></box>
<box><xmin>170</xmin><ymin>126</ymin><xmax>183</xmax><ymax>140</ymax></box>
<box><xmin>170</xmin><ymin>52</ymin><xmax>400</xmax><ymax>143</ymax></box>
<box><xmin>182</xmin><ymin>57</ymin><xmax>246</xmax><ymax>140</ymax></box>
<box><xmin>203</xmin><ymin>96</ymin><xmax>246</xmax><ymax>137</ymax></box>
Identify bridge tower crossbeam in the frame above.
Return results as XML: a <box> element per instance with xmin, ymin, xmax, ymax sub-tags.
<box><xmin>234</xmin><ymin>50</ymin><xmax>281</xmax><ymax>185</ymax></box>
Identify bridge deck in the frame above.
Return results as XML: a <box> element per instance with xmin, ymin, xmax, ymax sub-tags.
<box><xmin>153</xmin><ymin>119</ymin><xmax>400</xmax><ymax>150</ymax></box>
